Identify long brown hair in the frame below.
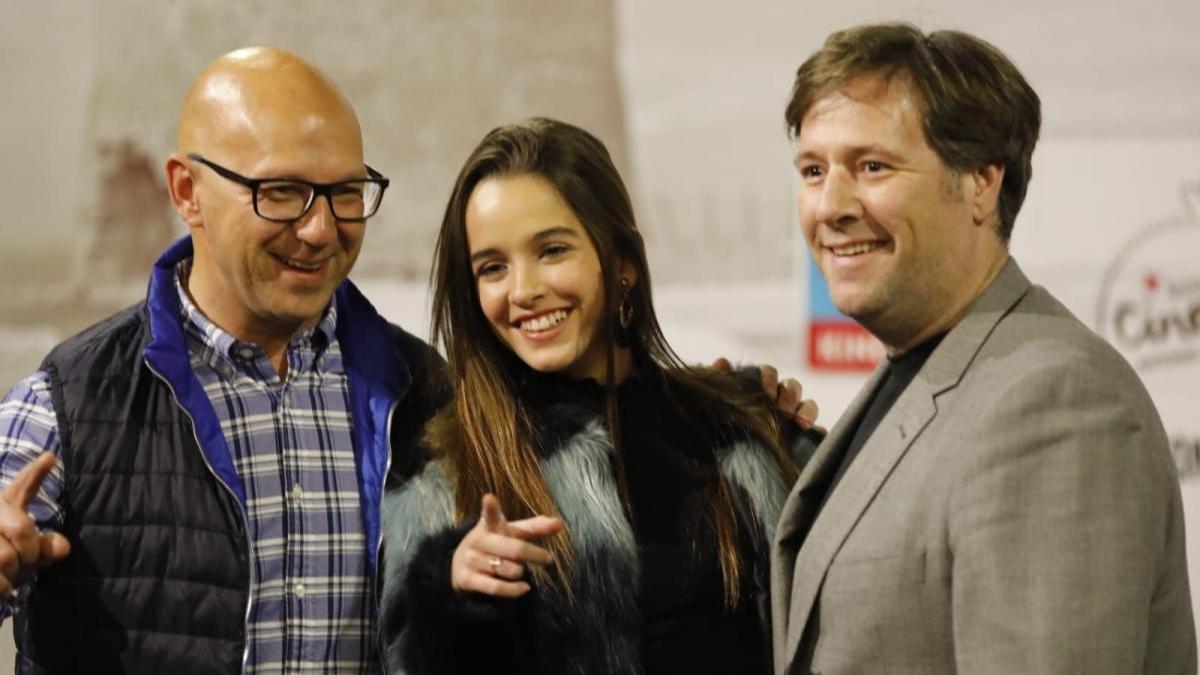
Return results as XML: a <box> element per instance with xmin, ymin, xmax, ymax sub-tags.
<box><xmin>429</xmin><ymin>117</ymin><xmax>798</xmax><ymax>606</ymax></box>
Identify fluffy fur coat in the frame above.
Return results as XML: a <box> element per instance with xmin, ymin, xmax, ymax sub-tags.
<box><xmin>379</xmin><ymin>387</ymin><xmax>796</xmax><ymax>675</ymax></box>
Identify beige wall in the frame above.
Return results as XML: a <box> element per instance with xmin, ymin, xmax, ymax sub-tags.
<box><xmin>3</xmin><ymin>0</ymin><xmax>1199</xmax><ymax>667</ymax></box>
<box><xmin>0</xmin><ymin>0</ymin><xmax>628</xmax><ymax>387</ymax></box>
<box><xmin>0</xmin><ymin>0</ymin><xmax>627</xmax><ymax>663</ymax></box>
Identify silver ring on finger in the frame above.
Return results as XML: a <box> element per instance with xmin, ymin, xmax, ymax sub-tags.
<box><xmin>487</xmin><ymin>556</ymin><xmax>503</xmax><ymax>575</ymax></box>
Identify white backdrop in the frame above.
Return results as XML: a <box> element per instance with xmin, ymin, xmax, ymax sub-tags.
<box><xmin>2</xmin><ymin>0</ymin><xmax>1199</xmax><ymax>667</ymax></box>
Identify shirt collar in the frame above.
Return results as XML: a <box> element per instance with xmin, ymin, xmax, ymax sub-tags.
<box><xmin>173</xmin><ymin>258</ymin><xmax>339</xmax><ymax>375</ymax></box>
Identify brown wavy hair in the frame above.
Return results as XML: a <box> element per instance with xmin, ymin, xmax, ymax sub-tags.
<box><xmin>428</xmin><ymin>117</ymin><xmax>798</xmax><ymax>606</ymax></box>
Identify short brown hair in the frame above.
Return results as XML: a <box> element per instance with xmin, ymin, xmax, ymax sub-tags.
<box><xmin>785</xmin><ymin>23</ymin><xmax>1040</xmax><ymax>241</ymax></box>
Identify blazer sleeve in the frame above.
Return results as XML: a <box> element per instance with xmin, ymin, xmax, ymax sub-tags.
<box><xmin>946</xmin><ymin>360</ymin><xmax>1195</xmax><ymax>674</ymax></box>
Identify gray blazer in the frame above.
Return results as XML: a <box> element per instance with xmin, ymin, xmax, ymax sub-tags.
<box><xmin>771</xmin><ymin>259</ymin><xmax>1195</xmax><ymax>674</ymax></box>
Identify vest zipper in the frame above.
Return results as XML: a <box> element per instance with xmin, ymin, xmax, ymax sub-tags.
<box><xmin>145</xmin><ymin>360</ymin><xmax>255</xmax><ymax>675</ymax></box>
<box><xmin>373</xmin><ymin>399</ymin><xmax>399</xmax><ymax>673</ymax></box>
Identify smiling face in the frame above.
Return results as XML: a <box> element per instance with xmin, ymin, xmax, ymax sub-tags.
<box><xmin>192</xmin><ymin>133</ymin><xmax>367</xmax><ymax>336</ymax></box>
<box><xmin>171</xmin><ymin>48</ymin><xmax>367</xmax><ymax>345</ymax></box>
<box><xmin>466</xmin><ymin>173</ymin><xmax>625</xmax><ymax>382</ymax></box>
<box><xmin>794</xmin><ymin>73</ymin><xmax>1007</xmax><ymax>352</ymax></box>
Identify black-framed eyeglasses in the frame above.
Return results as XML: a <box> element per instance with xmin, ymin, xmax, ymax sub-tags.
<box><xmin>187</xmin><ymin>153</ymin><xmax>389</xmax><ymax>222</ymax></box>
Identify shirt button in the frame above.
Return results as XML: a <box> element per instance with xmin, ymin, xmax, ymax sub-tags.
<box><xmin>294</xmin><ymin>581</ymin><xmax>306</xmax><ymax>598</ymax></box>
<box><xmin>291</xmin><ymin>483</ymin><xmax>304</xmax><ymax>501</ymax></box>
<box><xmin>238</xmin><ymin>347</ymin><xmax>256</xmax><ymax>360</ymax></box>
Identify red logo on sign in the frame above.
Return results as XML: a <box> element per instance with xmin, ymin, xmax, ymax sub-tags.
<box><xmin>808</xmin><ymin>321</ymin><xmax>885</xmax><ymax>372</ymax></box>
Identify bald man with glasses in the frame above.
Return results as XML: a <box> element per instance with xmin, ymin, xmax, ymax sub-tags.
<box><xmin>0</xmin><ymin>47</ymin><xmax>449</xmax><ymax>673</ymax></box>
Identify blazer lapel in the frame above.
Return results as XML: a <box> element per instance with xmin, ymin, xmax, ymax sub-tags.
<box><xmin>774</xmin><ymin>366</ymin><xmax>885</xmax><ymax>549</ymax></box>
<box><xmin>780</xmin><ymin>378</ymin><xmax>937</xmax><ymax>668</ymax></box>
<box><xmin>771</xmin><ymin>364</ymin><xmax>886</xmax><ymax>671</ymax></box>
<box><xmin>775</xmin><ymin>258</ymin><xmax>1035</xmax><ymax>673</ymax></box>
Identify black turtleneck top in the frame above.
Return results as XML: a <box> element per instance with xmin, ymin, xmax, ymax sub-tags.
<box><xmin>522</xmin><ymin>369</ymin><xmax>769</xmax><ymax>675</ymax></box>
<box><xmin>821</xmin><ymin>333</ymin><xmax>946</xmax><ymax>506</ymax></box>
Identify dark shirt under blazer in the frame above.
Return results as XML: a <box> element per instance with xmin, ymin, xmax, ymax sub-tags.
<box><xmin>771</xmin><ymin>258</ymin><xmax>1195</xmax><ymax>674</ymax></box>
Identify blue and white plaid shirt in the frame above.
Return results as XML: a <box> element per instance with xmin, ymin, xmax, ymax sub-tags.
<box><xmin>0</xmin><ymin>261</ymin><xmax>378</xmax><ymax>673</ymax></box>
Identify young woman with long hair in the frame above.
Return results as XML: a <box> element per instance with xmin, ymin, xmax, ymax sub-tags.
<box><xmin>381</xmin><ymin>117</ymin><xmax>819</xmax><ymax>675</ymax></box>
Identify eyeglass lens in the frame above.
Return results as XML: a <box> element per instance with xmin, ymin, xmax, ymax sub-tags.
<box><xmin>256</xmin><ymin>180</ymin><xmax>384</xmax><ymax>221</ymax></box>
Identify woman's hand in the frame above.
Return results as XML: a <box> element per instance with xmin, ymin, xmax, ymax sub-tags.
<box><xmin>450</xmin><ymin>494</ymin><xmax>563</xmax><ymax>598</ymax></box>
<box><xmin>712</xmin><ymin>358</ymin><xmax>822</xmax><ymax>432</ymax></box>
<box><xmin>757</xmin><ymin>363</ymin><xmax>821</xmax><ymax>431</ymax></box>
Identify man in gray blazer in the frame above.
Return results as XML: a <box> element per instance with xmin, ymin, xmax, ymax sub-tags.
<box><xmin>771</xmin><ymin>23</ymin><xmax>1195</xmax><ymax>674</ymax></box>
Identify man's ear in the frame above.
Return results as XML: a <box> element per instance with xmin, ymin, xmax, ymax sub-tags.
<box><xmin>970</xmin><ymin>163</ymin><xmax>1005</xmax><ymax>226</ymax></box>
<box><xmin>166</xmin><ymin>154</ymin><xmax>203</xmax><ymax>228</ymax></box>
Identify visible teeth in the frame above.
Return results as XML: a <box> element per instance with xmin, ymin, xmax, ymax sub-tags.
<box><xmin>283</xmin><ymin>257</ymin><xmax>322</xmax><ymax>271</ymax></box>
<box><xmin>520</xmin><ymin>309</ymin><xmax>568</xmax><ymax>332</ymax></box>
<box><xmin>831</xmin><ymin>242</ymin><xmax>882</xmax><ymax>256</ymax></box>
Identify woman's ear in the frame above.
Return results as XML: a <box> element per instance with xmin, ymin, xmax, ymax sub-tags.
<box><xmin>617</xmin><ymin>258</ymin><xmax>639</xmax><ymax>288</ymax></box>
